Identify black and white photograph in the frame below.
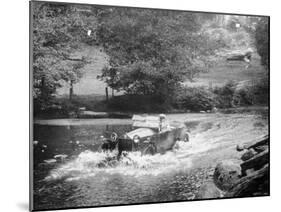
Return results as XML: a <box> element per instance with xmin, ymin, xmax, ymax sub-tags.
<box><xmin>30</xmin><ymin>1</ymin><xmax>269</xmax><ymax>211</ymax></box>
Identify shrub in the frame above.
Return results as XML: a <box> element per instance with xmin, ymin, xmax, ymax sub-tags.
<box><xmin>213</xmin><ymin>79</ymin><xmax>269</xmax><ymax>108</ymax></box>
<box><xmin>175</xmin><ymin>86</ymin><xmax>217</xmax><ymax>111</ymax></box>
<box><xmin>213</xmin><ymin>81</ymin><xmax>237</xmax><ymax>108</ymax></box>
<box><xmin>250</xmin><ymin>78</ymin><xmax>269</xmax><ymax>105</ymax></box>
<box><xmin>107</xmin><ymin>94</ymin><xmax>169</xmax><ymax>113</ymax></box>
<box><xmin>232</xmin><ymin>87</ymin><xmax>254</xmax><ymax>106</ymax></box>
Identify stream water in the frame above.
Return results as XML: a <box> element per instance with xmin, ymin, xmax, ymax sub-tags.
<box><xmin>32</xmin><ymin>112</ymin><xmax>268</xmax><ymax>210</ymax></box>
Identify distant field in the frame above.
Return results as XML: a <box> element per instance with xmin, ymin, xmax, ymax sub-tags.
<box><xmin>58</xmin><ymin>46</ymin><xmax>266</xmax><ymax>96</ymax></box>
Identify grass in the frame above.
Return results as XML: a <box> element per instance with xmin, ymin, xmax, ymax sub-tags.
<box><xmin>57</xmin><ymin>45</ymin><xmax>110</xmax><ymax>96</ymax></box>
<box><xmin>183</xmin><ymin>54</ymin><xmax>266</xmax><ymax>88</ymax></box>
<box><xmin>56</xmin><ymin>94</ymin><xmax>108</xmax><ymax>112</ymax></box>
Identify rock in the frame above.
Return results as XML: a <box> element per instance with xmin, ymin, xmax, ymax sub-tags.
<box><xmin>54</xmin><ymin>154</ymin><xmax>68</xmax><ymax>160</ymax></box>
<box><xmin>44</xmin><ymin>159</ymin><xmax>56</xmax><ymax>164</ymax></box>
<box><xmin>196</xmin><ymin>181</ymin><xmax>222</xmax><ymax>199</ymax></box>
<box><xmin>245</xmin><ymin>168</ymin><xmax>256</xmax><ymax>176</ymax></box>
<box><xmin>236</xmin><ymin>144</ymin><xmax>246</xmax><ymax>151</ymax></box>
<box><xmin>213</xmin><ymin>160</ymin><xmax>241</xmax><ymax>191</ymax></box>
<box><xmin>78</xmin><ymin>111</ymin><xmax>109</xmax><ymax>118</ymax></box>
<box><xmin>187</xmin><ymin>194</ymin><xmax>195</xmax><ymax>200</ymax></box>
<box><xmin>212</xmin><ymin>107</ymin><xmax>218</xmax><ymax>113</ymax></box>
<box><xmin>241</xmin><ymin>148</ymin><xmax>256</xmax><ymax>161</ymax></box>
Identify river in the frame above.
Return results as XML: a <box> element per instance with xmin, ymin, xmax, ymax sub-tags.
<box><xmin>32</xmin><ymin>111</ymin><xmax>268</xmax><ymax>210</ymax></box>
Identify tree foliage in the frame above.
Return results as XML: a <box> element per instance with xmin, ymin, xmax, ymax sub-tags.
<box><xmin>32</xmin><ymin>3</ymin><xmax>268</xmax><ymax>114</ymax></box>
<box><xmin>175</xmin><ymin>86</ymin><xmax>217</xmax><ymax>111</ymax></box>
<box><xmin>32</xmin><ymin>2</ymin><xmax>98</xmax><ymax>109</ymax></box>
<box><xmin>97</xmin><ymin>9</ymin><xmax>220</xmax><ymax>101</ymax></box>
<box><xmin>255</xmin><ymin>18</ymin><xmax>269</xmax><ymax>68</ymax></box>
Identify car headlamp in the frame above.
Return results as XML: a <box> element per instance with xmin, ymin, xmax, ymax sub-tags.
<box><xmin>133</xmin><ymin>135</ymin><xmax>140</xmax><ymax>143</ymax></box>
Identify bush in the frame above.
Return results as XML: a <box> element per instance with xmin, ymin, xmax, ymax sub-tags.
<box><xmin>107</xmin><ymin>94</ymin><xmax>170</xmax><ymax>113</ymax></box>
<box><xmin>249</xmin><ymin>78</ymin><xmax>269</xmax><ymax>105</ymax></box>
<box><xmin>232</xmin><ymin>87</ymin><xmax>254</xmax><ymax>106</ymax></box>
<box><xmin>214</xmin><ymin>79</ymin><xmax>269</xmax><ymax>108</ymax></box>
<box><xmin>174</xmin><ymin>86</ymin><xmax>217</xmax><ymax>111</ymax></box>
<box><xmin>213</xmin><ymin>81</ymin><xmax>237</xmax><ymax>108</ymax></box>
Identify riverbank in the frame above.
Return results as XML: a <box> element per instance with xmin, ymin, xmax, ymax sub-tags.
<box><xmin>34</xmin><ymin>118</ymin><xmax>133</xmax><ymax>126</ymax></box>
<box><xmin>34</xmin><ymin>106</ymin><xmax>268</xmax><ymax>125</ymax></box>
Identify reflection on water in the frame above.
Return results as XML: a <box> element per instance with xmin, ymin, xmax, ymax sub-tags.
<box><xmin>33</xmin><ymin>124</ymin><xmax>131</xmax><ymax>163</ymax></box>
<box><xmin>33</xmin><ymin>114</ymin><xmax>268</xmax><ymax>210</ymax></box>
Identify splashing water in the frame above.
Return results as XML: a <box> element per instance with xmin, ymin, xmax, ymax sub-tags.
<box><xmin>173</xmin><ymin>113</ymin><xmax>268</xmax><ymax>167</ymax></box>
<box><xmin>44</xmin><ymin>113</ymin><xmax>267</xmax><ymax>182</ymax></box>
<box><xmin>45</xmin><ymin>150</ymin><xmax>193</xmax><ymax>181</ymax></box>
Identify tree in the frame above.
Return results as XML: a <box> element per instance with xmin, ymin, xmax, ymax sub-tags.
<box><xmin>32</xmin><ymin>2</ymin><xmax>98</xmax><ymax>109</ymax></box>
<box><xmin>97</xmin><ymin>8</ymin><xmax>218</xmax><ymax>104</ymax></box>
<box><xmin>57</xmin><ymin>60</ymin><xmax>86</xmax><ymax>100</ymax></box>
<box><xmin>255</xmin><ymin>17</ymin><xmax>269</xmax><ymax>68</ymax></box>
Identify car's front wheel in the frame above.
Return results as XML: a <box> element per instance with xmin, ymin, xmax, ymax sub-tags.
<box><xmin>142</xmin><ymin>144</ymin><xmax>157</xmax><ymax>155</ymax></box>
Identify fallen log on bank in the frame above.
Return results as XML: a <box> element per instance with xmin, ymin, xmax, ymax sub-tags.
<box><xmin>236</xmin><ymin>136</ymin><xmax>268</xmax><ymax>152</ymax></box>
<box><xmin>225</xmin><ymin>164</ymin><xmax>269</xmax><ymax>197</ymax></box>
<box><xmin>209</xmin><ymin>135</ymin><xmax>269</xmax><ymax>198</ymax></box>
<box><xmin>241</xmin><ymin>148</ymin><xmax>269</xmax><ymax>176</ymax></box>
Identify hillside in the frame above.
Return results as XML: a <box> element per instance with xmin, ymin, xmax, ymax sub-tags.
<box><xmin>57</xmin><ymin>45</ymin><xmax>109</xmax><ymax>96</ymax></box>
<box><xmin>184</xmin><ymin>53</ymin><xmax>266</xmax><ymax>88</ymax></box>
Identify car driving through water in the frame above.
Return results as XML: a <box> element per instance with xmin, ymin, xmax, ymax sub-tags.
<box><xmin>100</xmin><ymin>114</ymin><xmax>190</xmax><ymax>158</ymax></box>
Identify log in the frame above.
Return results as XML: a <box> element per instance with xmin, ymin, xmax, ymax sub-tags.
<box><xmin>241</xmin><ymin>148</ymin><xmax>256</xmax><ymax>161</ymax></box>
<box><xmin>225</xmin><ymin>164</ymin><xmax>269</xmax><ymax>197</ymax></box>
<box><xmin>247</xmin><ymin>137</ymin><xmax>269</xmax><ymax>150</ymax></box>
<box><xmin>236</xmin><ymin>136</ymin><xmax>268</xmax><ymax>152</ymax></box>
<box><xmin>253</xmin><ymin>145</ymin><xmax>268</xmax><ymax>154</ymax></box>
<box><xmin>240</xmin><ymin>149</ymin><xmax>269</xmax><ymax>176</ymax></box>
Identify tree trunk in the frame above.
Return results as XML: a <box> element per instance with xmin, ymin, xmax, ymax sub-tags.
<box><xmin>112</xmin><ymin>88</ymin><xmax>114</xmax><ymax>97</ymax></box>
<box><xmin>69</xmin><ymin>80</ymin><xmax>74</xmax><ymax>101</ymax></box>
<box><xmin>41</xmin><ymin>76</ymin><xmax>46</xmax><ymax>99</ymax></box>
<box><xmin>105</xmin><ymin>87</ymin><xmax>109</xmax><ymax>102</ymax></box>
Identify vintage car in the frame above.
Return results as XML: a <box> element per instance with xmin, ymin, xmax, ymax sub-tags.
<box><xmin>100</xmin><ymin>114</ymin><xmax>189</xmax><ymax>157</ymax></box>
